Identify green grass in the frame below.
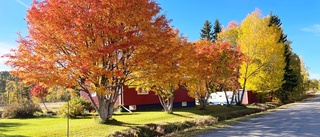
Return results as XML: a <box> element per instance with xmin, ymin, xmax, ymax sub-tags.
<box><xmin>0</xmin><ymin>105</ymin><xmax>254</xmax><ymax>137</ymax></box>
<box><xmin>166</xmin><ymin>109</ymin><xmax>269</xmax><ymax>137</ymax></box>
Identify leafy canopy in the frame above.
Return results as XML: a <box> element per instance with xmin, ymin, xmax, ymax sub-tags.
<box><xmin>237</xmin><ymin>9</ymin><xmax>285</xmax><ymax>92</ymax></box>
<box><xmin>3</xmin><ymin>0</ymin><xmax>175</xmax><ymax>120</ymax></box>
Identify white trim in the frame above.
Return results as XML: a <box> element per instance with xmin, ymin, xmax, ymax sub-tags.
<box><xmin>137</xmin><ymin>89</ymin><xmax>149</xmax><ymax>95</ymax></box>
<box><xmin>129</xmin><ymin>105</ymin><xmax>136</xmax><ymax>110</ymax></box>
<box><xmin>91</xmin><ymin>92</ymin><xmax>97</xmax><ymax>97</ymax></box>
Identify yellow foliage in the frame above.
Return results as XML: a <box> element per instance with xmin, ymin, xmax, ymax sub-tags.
<box><xmin>66</xmin><ymin>88</ymin><xmax>77</xmax><ymax>98</ymax></box>
<box><xmin>237</xmin><ymin>9</ymin><xmax>285</xmax><ymax>92</ymax></box>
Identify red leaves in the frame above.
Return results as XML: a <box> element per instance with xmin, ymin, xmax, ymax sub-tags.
<box><xmin>30</xmin><ymin>84</ymin><xmax>48</xmax><ymax>98</ymax></box>
<box><xmin>81</xmin><ymin>66</ymin><xmax>89</xmax><ymax>74</ymax></box>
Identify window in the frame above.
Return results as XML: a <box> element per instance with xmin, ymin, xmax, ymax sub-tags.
<box><xmin>129</xmin><ymin>105</ymin><xmax>136</xmax><ymax>110</ymax></box>
<box><xmin>137</xmin><ymin>88</ymin><xmax>149</xmax><ymax>95</ymax></box>
<box><xmin>91</xmin><ymin>92</ymin><xmax>97</xmax><ymax>97</ymax></box>
<box><xmin>212</xmin><ymin>95</ymin><xmax>216</xmax><ymax>99</ymax></box>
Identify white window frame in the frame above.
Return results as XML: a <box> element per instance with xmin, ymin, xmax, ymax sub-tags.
<box><xmin>137</xmin><ymin>89</ymin><xmax>149</xmax><ymax>95</ymax></box>
<box><xmin>91</xmin><ymin>92</ymin><xmax>97</xmax><ymax>97</ymax></box>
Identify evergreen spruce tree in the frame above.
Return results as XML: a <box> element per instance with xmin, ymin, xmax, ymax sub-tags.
<box><xmin>269</xmin><ymin>13</ymin><xmax>298</xmax><ymax>103</ymax></box>
<box><xmin>213</xmin><ymin>19</ymin><xmax>222</xmax><ymax>41</ymax></box>
<box><xmin>200</xmin><ymin>20</ymin><xmax>213</xmax><ymax>41</ymax></box>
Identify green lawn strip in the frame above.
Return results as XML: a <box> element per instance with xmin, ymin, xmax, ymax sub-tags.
<box><xmin>108</xmin><ymin>105</ymin><xmax>257</xmax><ymax>136</ymax></box>
<box><xmin>1</xmin><ymin>117</ymin><xmax>65</xmax><ymax>137</ymax></box>
<box><xmin>0</xmin><ymin>105</ymin><xmax>251</xmax><ymax>137</ymax></box>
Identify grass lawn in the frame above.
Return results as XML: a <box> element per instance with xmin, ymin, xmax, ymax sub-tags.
<box><xmin>0</xmin><ymin>105</ymin><xmax>253</xmax><ymax>137</ymax></box>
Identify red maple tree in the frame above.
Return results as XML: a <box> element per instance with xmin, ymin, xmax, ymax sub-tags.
<box><xmin>30</xmin><ymin>84</ymin><xmax>49</xmax><ymax>111</ymax></box>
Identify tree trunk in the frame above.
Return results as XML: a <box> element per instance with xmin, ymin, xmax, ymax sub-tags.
<box><xmin>223</xmin><ymin>91</ymin><xmax>230</xmax><ymax>105</ymax></box>
<box><xmin>41</xmin><ymin>98</ymin><xmax>48</xmax><ymax>111</ymax></box>
<box><xmin>80</xmin><ymin>78</ymin><xmax>124</xmax><ymax>122</ymax></box>
<box><xmin>198</xmin><ymin>97</ymin><xmax>207</xmax><ymax>110</ymax></box>
<box><xmin>167</xmin><ymin>97</ymin><xmax>174</xmax><ymax>114</ymax></box>
<box><xmin>158</xmin><ymin>95</ymin><xmax>174</xmax><ymax>114</ymax></box>
<box><xmin>230</xmin><ymin>90</ymin><xmax>236</xmax><ymax>105</ymax></box>
<box><xmin>96</xmin><ymin>94</ymin><xmax>118</xmax><ymax>122</ymax></box>
<box><xmin>199</xmin><ymin>90</ymin><xmax>210</xmax><ymax>110</ymax></box>
<box><xmin>107</xmin><ymin>101</ymin><xmax>115</xmax><ymax>119</ymax></box>
<box><xmin>238</xmin><ymin>78</ymin><xmax>247</xmax><ymax>105</ymax></box>
<box><xmin>235</xmin><ymin>89</ymin><xmax>242</xmax><ymax>105</ymax></box>
<box><xmin>97</xmin><ymin>97</ymin><xmax>107</xmax><ymax>121</ymax></box>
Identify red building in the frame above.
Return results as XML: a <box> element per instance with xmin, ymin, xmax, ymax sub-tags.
<box><xmin>241</xmin><ymin>90</ymin><xmax>260</xmax><ymax>104</ymax></box>
<box><xmin>80</xmin><ymin>86</ymin><xmax>195</xmax><ymax>111</ymax></box>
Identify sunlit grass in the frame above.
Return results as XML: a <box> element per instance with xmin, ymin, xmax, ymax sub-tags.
<box><xmin>0</xmin><ymin>105</ymin><xmax>253</xmax><ymax>137</ymax></box>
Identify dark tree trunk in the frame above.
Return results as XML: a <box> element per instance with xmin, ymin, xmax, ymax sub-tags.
<box><xmin>199</xmin><ymin>90</ymin><xmax>210</xmax><ymax>110</ymax></box>
<box><xmin>41</xmin><ymin>98</ymin><xmax>48</xmax><ymax>111</ymax></box>
<box><xmin>223</xmin><ymin>91</ymin><xmax>230</xmax><ymax>105</ymax></box>
<box><xmin>198</xmin><ymin>97</ymin><xmax>207</xmax><ymax>110</ymax></box>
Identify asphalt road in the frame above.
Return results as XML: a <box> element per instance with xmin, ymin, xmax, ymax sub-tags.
<box><xmin>197</xmin><ymin>95</ymin><xmax>320</xmax><ymax>137</ymax></box>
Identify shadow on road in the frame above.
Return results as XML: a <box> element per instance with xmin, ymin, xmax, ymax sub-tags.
<box><xmin>198</xmin><ymin>95</ymin><xmax>320</xmax><ymax>137</ymax></box>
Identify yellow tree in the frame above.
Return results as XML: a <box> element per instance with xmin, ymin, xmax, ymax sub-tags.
<box><xmin>128</xmin><ymin>30</ymin><xmax>188</xmax><ymax>114</ymax></box>
<box><xmin>299</xmin><ymin>56</ymin><xmax>310</xmax><ymax>91</ymax></box>
<box><xmin>5</xmin><ymin>80</ymin><xmax>19</xmax><ymax>104</ymax></box>
<box><xmin>237</xmin><ymin>9</ymin><xmax>285</xmax><ymax>104</ymax></box>
<box><xmin>3</xmin><ymin>0</ymin><xmax>173</xmax><ymax>121</ymax></box>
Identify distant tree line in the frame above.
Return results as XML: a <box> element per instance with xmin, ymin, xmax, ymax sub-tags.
<box><xmin>0</xmin><ymin>71</ymin><xmax>72</xmax><ymax>105</ymax></box>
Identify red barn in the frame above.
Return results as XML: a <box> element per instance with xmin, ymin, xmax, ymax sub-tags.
<box><xmin>80</xmin><ymin>86</ymin><xmax>195</xmax><ymax>111</ymax></box>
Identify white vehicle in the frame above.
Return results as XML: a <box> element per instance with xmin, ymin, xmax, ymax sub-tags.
<box><xmin>207</xmin><ymin>91</ymin><xmax>234</xmax><ymax>105</ymax></box>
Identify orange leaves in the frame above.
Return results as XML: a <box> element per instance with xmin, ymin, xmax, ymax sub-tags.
<box><xmin>184</xmin><ymin>40</ymin><xmax>244</xmax><ymax>99</ymax></box>
<box><xmin>128</xmin><ymin>29</ymin><xmax>187</xmax><ymax>97</ymax></box>
<box><xmin>4</xmin><ymin>0</ymin><xmax>174</xmax><ymax>98</ymax></box>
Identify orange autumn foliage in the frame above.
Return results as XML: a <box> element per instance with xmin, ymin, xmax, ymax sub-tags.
<box><xmin>128</xmin><ymin>30</ymin><xmax>188</xmax><ymax>113</ymax></box>
<box><xmin>3</xmin><ymin>0</ymin><xmax>174</xmax><ymax>120</ymax></box>
<box><xmin>184</xmin><ymin>40</ymin><xmax>244</xmax><ymax>109</ymax></box>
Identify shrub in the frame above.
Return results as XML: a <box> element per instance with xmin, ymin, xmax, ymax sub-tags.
<box><xmin>1</xmin><ymin>100</ymin><xmax>42</xmax><ymax>118</ymax></box>
<box><xmin>58</xmin><ymin>97</ymin><xmax>92</xmax><ymax>118</ymax></box>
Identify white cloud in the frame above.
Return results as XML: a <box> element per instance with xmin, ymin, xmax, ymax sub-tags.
<box><xmin>301</xmin><ymin>24</ymin><xmax>320</xmax><ymax>35</ymax></box>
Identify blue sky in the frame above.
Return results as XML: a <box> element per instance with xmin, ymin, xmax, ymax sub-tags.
<box><xmin>1</xmin><ymin>0</ymin><xmax>320</xmax><ymax>79</ymax></box>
